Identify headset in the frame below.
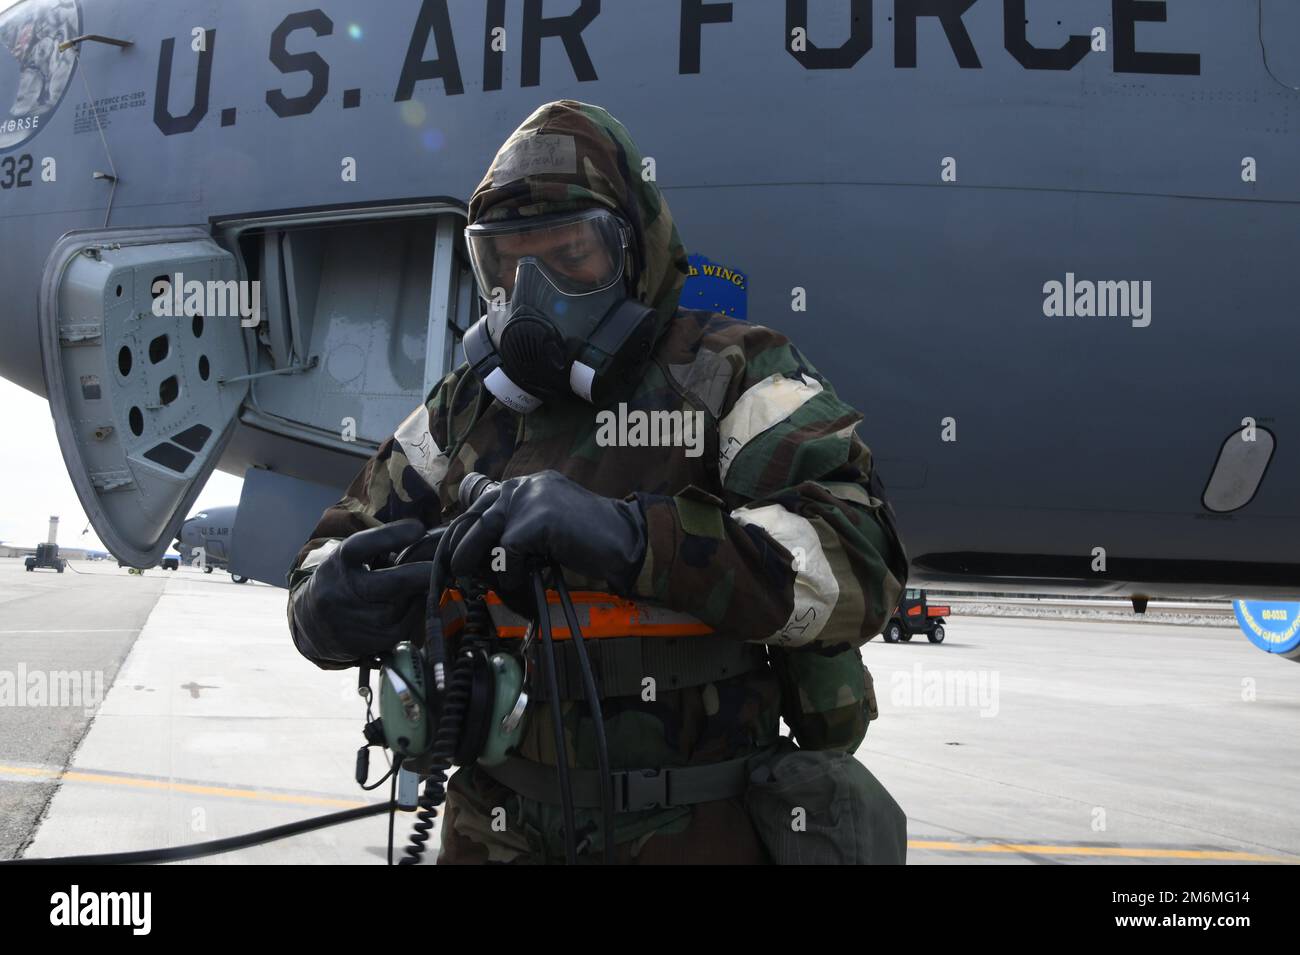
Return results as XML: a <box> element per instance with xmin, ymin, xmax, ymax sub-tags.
<box><xmin>360</xmin><ymin>472</ymin><xmax>615</xmax><ymax>865</ymax></box>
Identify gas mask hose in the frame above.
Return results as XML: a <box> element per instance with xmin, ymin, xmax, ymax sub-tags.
<box><xmin>531</xmin><ymin>570</ymin><xmax>578</xmax><ymax>864</ymax></box>
<box><xmin>552</xmin><ymin>567</ymin><xmax>614</xmax><ymax>865</ymax></box>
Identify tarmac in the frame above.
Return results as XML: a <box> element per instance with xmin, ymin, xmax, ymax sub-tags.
<box><xmin>3</xmin><ymin>558</ymin><xmax>1298</xmax><ymax>865</ymax></box>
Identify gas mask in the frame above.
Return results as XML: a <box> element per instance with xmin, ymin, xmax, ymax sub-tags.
<box><xmin>462</xmin><ymin>207</ymin><xmax>658</xmax><ymax>413</ymax></box>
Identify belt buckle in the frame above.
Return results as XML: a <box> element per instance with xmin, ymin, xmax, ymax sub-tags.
<box><xmin>615</xmin><ymin>768</ymin><xmax>668</xmax><ymax>812</ymax></box>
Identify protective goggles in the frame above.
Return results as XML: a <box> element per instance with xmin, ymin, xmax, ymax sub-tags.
<box><xmin>464</xmin><ymin>207</ymin><xmax>631</xmax><ymax>300</ymax></box>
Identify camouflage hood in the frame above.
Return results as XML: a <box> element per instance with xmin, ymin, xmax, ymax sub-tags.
<box><xmin>467</xmin><ymin>100</ymin><xmax>690</xmax><ymax>340</ymax></box>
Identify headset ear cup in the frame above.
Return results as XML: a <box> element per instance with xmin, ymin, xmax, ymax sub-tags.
<box><xmin>453</xmin><ymin>649</ymin><xmax>496</xmax><ymax>766</ymax></box>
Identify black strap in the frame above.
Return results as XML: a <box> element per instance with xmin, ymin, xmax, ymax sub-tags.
<box><xmin>480</xmin><ymin>748</ymin><xmax>771</xmax><ymax>813</ymax></box>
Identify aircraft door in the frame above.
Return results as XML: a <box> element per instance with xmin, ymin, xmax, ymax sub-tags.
<box><xmin>39</xmin><ymin>227</ymin><xmax>251</xmax><ymax>567</ymax></box>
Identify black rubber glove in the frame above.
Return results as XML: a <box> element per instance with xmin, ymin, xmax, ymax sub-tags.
<box><xmin>449</xmin><ymin>470</ymin><xmax>647</xmax><ymax>608</ymax></box>
<box><xmin>288</xmin><ymin>519</ymin><xmax>434</xmax><ymax>668</ymax></box>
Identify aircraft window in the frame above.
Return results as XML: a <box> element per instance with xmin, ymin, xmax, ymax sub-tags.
<box><xmin>197</xmin><ymin>513</ymin><xmax>208</xmax><ymax>519</ymax></box>
<box><xmin>1203</xmin><ymin>426</ymin><xmax>1274</xmax><ymax>512</ymax></box>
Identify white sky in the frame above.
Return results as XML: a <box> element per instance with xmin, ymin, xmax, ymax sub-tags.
<box><xmin>0</xmin><ymin>376</ymin><xmax>244</xmax><ymax>551</ymax></box>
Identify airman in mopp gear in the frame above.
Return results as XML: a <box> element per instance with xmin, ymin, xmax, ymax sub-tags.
<box><xmin>288</xmin><ymin>100</ymin><xmax>909</xmax><ymax>864</ymax></box>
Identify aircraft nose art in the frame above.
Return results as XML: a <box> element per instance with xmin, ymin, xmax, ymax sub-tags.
<box><xmin>0</xmin><ymin>0</ymin><xmax>80</xmax><ymax>151</ymax></box>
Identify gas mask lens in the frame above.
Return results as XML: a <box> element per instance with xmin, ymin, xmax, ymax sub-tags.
<box><xmin>465</xmin><ymin>207</ymin><xmax>629</xmax><ymax>301</ymax></box>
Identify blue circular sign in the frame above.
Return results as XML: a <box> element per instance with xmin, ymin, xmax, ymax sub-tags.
<box><xmin>1233</xmin><ymin>601</ymin><xmax>1300</xmax><ymax>655</ymax></box>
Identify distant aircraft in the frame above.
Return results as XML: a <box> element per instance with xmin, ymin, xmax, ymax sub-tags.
<box><xmin>174</xmin><ymin>505</ymin><xmax>249</xmax><ymax>582</ymax></box>
<box><xmin>0</xmin><ymin>0</ymin><xmax>1295</xmax><ymax>604</ymax></box>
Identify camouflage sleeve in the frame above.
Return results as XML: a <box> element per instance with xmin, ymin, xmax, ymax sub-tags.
<box><xmin>769</xmin><ymin>643</ymin><xmax>880</xmax><ymax>753</ymax></box>
<box><xmin>630</xmin><ymin>325</ymin><xmax>908</xmax><ymax>750</ymax></box>
<box><xmin>284</xmin><ymin>367</ymin><xmax>478</xmax><ymax>592</ymax></box>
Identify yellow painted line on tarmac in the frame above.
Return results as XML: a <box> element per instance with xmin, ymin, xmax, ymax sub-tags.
<box><xmin>0</xmin><ymin>763</ymin><xmax>366</xmax><ymax>810</ymax></box>
<box><xmin>3</xmin><ymin>762</ymin><xmax>1290</xmax><ymax>860</ymax></box>
<box><xmin>909</xmin><ymin>839</ymin><xmax>1291</xmax><ymax>863</ymax></box>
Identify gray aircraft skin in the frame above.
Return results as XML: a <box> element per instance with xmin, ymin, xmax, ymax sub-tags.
<box><xmin>0</xmin><ymin>0</ymin><xmax>1296</xmax><ymax>601</ymax></box>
